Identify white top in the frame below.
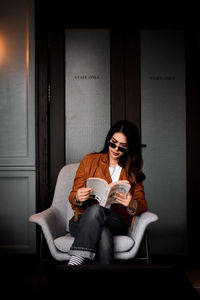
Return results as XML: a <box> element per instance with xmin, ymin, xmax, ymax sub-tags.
<box><xmin>109</xmin><ymin>164</ymin><xmax>122</xmax><ymax>182</ymax></box>
<box><xmin>107</xmin><ymin>164</ymin><xmax>122</xmax><ymax>209</ymax></box>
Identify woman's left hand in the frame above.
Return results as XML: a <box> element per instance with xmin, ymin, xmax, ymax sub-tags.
<box><xmin>114</xmin><ymin>191</ymin><xmax>132</xmax><ymax>207</ymax></box>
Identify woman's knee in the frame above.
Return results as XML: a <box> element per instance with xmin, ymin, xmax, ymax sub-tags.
<box><xmin>82</xmin><ymin>205</ymin><xmax>106</xmax><ymax>224</ymax></box>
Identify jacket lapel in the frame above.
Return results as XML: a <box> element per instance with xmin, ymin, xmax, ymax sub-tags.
<box><xmin>119</xmin><ymin>167</ymin><xmax>127</xmax><ymax>180</ymax></box>
<box><xmin>99</xmin><ymin>152</ymin><xmax>136</xmax><ymax>185</ymax></box>
<box><xmin>100</xmin><ymin>153</ymin><xmax>112</xmax><ymax>184</ymax></box>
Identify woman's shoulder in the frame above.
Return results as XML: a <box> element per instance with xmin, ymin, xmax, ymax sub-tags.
<box><xmin>81</xmin><ymin>152</ymin><xmax>107</xmax><ymax>163</ymax></box>
<box><xmin>79</xmin><ymin>153</ymin><xmax>107</xmax><ymax>175</ymax></box>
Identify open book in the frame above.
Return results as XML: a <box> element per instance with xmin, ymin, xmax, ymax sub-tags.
<box><xmin>86</xmin><ymin>177</ymin><xmax>131</xmax><ymax>207</ymax></box>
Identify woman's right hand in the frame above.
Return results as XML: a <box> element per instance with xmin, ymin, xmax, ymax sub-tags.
<box><xmin>76</xmin><ymin>187</ymin><xmax>93</xmax><ymax>202</ymax></box>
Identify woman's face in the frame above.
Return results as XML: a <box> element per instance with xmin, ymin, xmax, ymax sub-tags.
<box><xmin>108</xmin><ymin>132</ymin><xmax>127</xmax><ymax>162</ymax></box>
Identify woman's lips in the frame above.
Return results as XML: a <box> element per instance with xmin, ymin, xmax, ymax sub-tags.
<box><xmin>112</xmin><ymin>150</ymin><xmax>119</xmax><ymax>156</ymax></box>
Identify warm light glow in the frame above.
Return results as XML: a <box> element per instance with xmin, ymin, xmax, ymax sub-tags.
<box><xmin>0</xmin><ymin>35</ymin><xmax>6</xmax><ymax>66</ymax></box>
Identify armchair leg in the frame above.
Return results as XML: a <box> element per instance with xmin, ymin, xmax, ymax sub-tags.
<box><xmin>144</xmin><ymin>230</ymin><xmax>150</xmax><ymax>264</ymax></box>
<box><xmin>38</xmin><ymin>229</ymin><xmax>44</xmax><ymax>274</ymax></box>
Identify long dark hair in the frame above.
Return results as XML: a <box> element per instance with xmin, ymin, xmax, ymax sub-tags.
<box><xmin>100</xmin><ymin>120</ymin><xmax>145</xmax><ymax>182</ymax></box>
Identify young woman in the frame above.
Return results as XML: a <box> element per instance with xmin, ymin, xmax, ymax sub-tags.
<box><xmin>68</xmin><ymin>120</ymin><xmax>148</xmax><ymax>265</ymax></box>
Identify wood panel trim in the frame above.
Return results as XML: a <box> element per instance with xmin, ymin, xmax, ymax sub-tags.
<box><xmin>35</xmin><ymin>26</ymin><xmax>49</xmax><ymax>212</ymax></box>
<box><xmin>185</xmin><ymin>30</ymin><xmax>200</xmax><ymax>260</ymax></box>
<box><xmin>110</xmin><ymin>30</ymin><xmax>125</xmax><ymax>125</ymax></box>
<box><xmin>125</xmin><ymin>30</ymin><xmax>141</xmax><ymax>135</ymax></box>
<box><xmin>110</xmin><ymin>30</ymin><xmax>141</xmax><ymax>135</ymax></box>
<box><xmin>49</xmin><ymin>28</ymin><xmax>65</xmax><ymax>200</ymax></box>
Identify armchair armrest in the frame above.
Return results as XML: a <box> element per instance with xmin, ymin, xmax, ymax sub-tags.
<box><xmin>29</xmin><ymin>206</ymin><xmax>67</xmax><ymax>260</ymax></box>
<box><xmin>127</xmin><ymin>211</ymin><xmax>158</xmax><ymax>258</ymax></box>
<box><xmin>29</xmin><ymin>206</ymin><xmax>67</xmax><ymax>239</ymax></box>
<box><xmin>129</xmin><ymin>211</ymin><xmax>158</xmax><ymax>239</ymax></box>
<box><xmin>114</xmin><ymin>211</ymin><xmax>158</xmax><ymax>260</ymax></box>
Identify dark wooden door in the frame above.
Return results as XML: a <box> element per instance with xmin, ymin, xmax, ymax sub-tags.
<box><xmin>35</xmin><ymin>1</ymin><xmax>200</xmax><ymax>260</ymax></box>
<box><xmin>47</xmin><ymin>28</ymin><xmax>141</xmax><ymax>202</ymax></box>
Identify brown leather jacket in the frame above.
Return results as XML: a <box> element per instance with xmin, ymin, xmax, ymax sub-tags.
<box><xmin>69</xmin><ymin>153</ymin><xmax>148</xmax><ymax>226</ymax></box>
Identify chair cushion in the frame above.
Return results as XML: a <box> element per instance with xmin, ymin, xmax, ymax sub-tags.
<box><xmin>54</xmin><ymin>234</ymin><xmax>74</xmax><ymax>253</ymax></box>
<box><xmin>54</xmin><ymin>234</ymin><xmax>135</xmax><ymax>253</ymax></box>
<box><xmin>113</xmin><ymin>235</ymin><xmax>135</xmax><ymax>253</ymax></box>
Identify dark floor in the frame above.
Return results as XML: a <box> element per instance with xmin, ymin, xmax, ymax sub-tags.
<box><xmin>184</xmin><ymin>269</ymin><xmax>200</xmax><ymax>295</ymax></box>
<box><xmin>0</xmin><ymin>254</ymin><xmax>199</xmax><ymax>299</ymax></box>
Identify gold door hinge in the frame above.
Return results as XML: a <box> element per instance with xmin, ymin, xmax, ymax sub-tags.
<box><xmin>48</xmin><ymin>84</ymin><xmax>51</xmax><ymax>103</ymax></box>
<box><xmin>48</xmin><ymin>31</ymin><xmax>51</xmax><ymax>48</ymax></box>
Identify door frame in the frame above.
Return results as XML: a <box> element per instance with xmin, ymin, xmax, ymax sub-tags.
<box><xmin>35</xmin><ymin>8</ymin><xmax>200</xmax><ymax>261</ymax></box>
<box><xmin>36</xmin><ymin>26</ymin><xmax>142</xmax><ymax>206</ymax></box>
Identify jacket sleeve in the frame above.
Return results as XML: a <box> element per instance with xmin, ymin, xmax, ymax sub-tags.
<box><xmin>130</xmin><ymin>181</ymin><xmax>148</xmax><ymax>215</ymax></box>
<box><xmin>68</xmin><ymin>156</ymin><xmax>88</xmax><ymax>206</ymax></box>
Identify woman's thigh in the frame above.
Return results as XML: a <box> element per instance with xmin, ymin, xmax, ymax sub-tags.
<box><xmin>69</xmin><ymin>205</ymin><xmax>129</xmax><ymax>237</ymax></box>
<box><xmin>104</xmin><ymin>208</ymin><xmax>129</xmax><ymax>235</ymax></box>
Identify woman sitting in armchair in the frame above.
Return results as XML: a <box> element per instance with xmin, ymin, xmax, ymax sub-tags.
<box><xmin>68</xmin><ymin>120</ymin><xmax>148</xmax><ymax>266</ymax></box>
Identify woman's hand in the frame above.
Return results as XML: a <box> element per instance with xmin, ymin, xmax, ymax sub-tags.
<box><xmin>114</xmin><ymin>191</ymin><xmax>134</xmax><ymax>208</ymax></box>
<box><xmin>76</xmin><ymin>187</ymin><xmax>93</xmax><ymax>202</ymax></box>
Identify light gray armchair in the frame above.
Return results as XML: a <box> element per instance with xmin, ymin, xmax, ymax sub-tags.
<box><xmin>29</xmin><ymin>163</ymin><xmax>158</xmax><ymax>266</ymax></box>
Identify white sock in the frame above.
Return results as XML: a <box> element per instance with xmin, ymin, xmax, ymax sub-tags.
<box><xmin>68</xmin><ymin>255</ymin><xmax>85</xmax><ymax>266</ymax></box>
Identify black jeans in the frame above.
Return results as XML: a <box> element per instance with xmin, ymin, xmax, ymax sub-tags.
<box><xmin>69</xmin><ymin>205</ymin><xmax>129</xmax><ymax>264</ymax></box>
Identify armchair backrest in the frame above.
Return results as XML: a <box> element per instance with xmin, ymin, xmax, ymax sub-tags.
<box><xmin>52</xmin><ymin>163</ymin><xmax>79</xmax><ymax>231</ymax></box>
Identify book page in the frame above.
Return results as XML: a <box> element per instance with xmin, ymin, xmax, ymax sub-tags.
<box><xmin>86</xmin><ymin>178</ymin><xmax>109</xmax><ymax>206</ymax></box>
<box><xmin>106</xmin><ymin>182</ymin><xmax>131</xmax><ymax>206</ymax></box>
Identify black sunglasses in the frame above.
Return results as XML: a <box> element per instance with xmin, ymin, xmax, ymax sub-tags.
<box><xmin>108</xmin><ymin>141</ymin><xmax>127</xmax><ymax>153</ymax></box>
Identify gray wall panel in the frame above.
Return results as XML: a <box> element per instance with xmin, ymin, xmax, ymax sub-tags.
<box><xmin>65</xmin><ymin>30</ymin><xmax>110</xmax><ymax>163</ymax></box>
<box><xmin>0</xmin><ymin>171</ymin><xmax>35</xmax><ymax>252</ymax></box>
<box><xmin>140</xmin><ymin>30</ymin><xmax>187</xmax><ymax>254</ymax></box>
<box><xmin>0</xmin><ymin>0</ymin><xmax>35</xmax><ymax>253</ymax></box>
<box><xmin>0</xmin><ymin>0</ymin><xmax>35</xmax><ymax>167</ymax></box>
